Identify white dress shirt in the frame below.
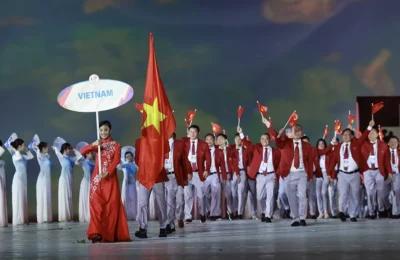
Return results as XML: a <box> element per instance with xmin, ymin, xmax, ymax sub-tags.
<box><xmin>290</xmin><ymin>140</ymin><xmax>304</xmax><ymax>172</ymax></box>
<box><xmin>209</xmin><ymin>146</ymin><xmax>217</xmax><ymax>172</ymax></box>
<box><xmin>188</xmin><ymin>138</ymin><xmax>198</xmax><ymax>164</ymax></box>
<box><xmin>339</xmin><ymin>142</ymin><xmax>358</xmax><ymax>172</ymax></box>
<box><xmin>258</xmin><ymin>146</ymin><xmax>274</xmax><ymax>173</ymax></box>
<box><xmin>367</xmin><ymin>142</ymin><xmax>379</xmax><ymax>168</ymax></box>
<box><xmin>237</xmin><ymin>147</ymin><xmax>244</xmax><ymax>169</ymax></box>
<box><xmin>223</xmin><ymin>147</ymin><xmax>229</xmax><ymax>173</ymax></box>
<box><xmin>164</xmin><ymin>138</ymin><xmax>174</xmax><ymax>172</ymax></box>
<box><xmin>319</xmin><ymin>155</ymin><xmax>326</xmax><ymax>172</ymax></box>
<box><xmin>390</xmin><ymin>148</ymin><xmax>399</xmax><ymax>173</ymax></box>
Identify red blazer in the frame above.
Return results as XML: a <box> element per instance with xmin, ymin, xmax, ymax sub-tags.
<box><xmin>361</xmin><ymin>140</ymin><xmax>390</xmax><ymax>177</ymax></box>
<box><xmin>182</xmin><ymin>137</ymin><xmax>211</xmax><ymax>182</ymax></box>
<box><xmin>135</xmin><ymin>138</ymin><xmax>168</xmax><ymax>183</ymax></box>
<box><xmin>328</xmin><ymin>128</ymin><xmax>371</xmax><ymax>179</ymax></box>
<box><xmin>241</xmin><ymin>137</ymin><xmax>280</xmax><ymax>180</ymax></box>
<box><xmin>213</xmin><ymin>147</ymin><xmax>227</xmax><ymax>180</ymax></box>
<box><xmin>229</xmin><ymin>144</ymin><xmax>251</xmax><ymax>175</ymax></box>
<box><xmin>268</xmin><ymin>128</ymin><xmax>313</xmax><ymax>180</ymax></box>
<box><xmin>385</xmin><ymin>148</ymin><xmax>400</xmax><ymax>174</ymax></box>
<box><xmin>217</xmin><ymin>146</ymin><xmax>239</xmax><ymax>181</ymax></box>
<box><xmin>312</xmin><ymin>147</ymin><xmax>323</xmax><ymax>178</ymax></box>
<box><xmin>171</xmin><ymin>139</ymin><xmax>192</xmax><ymax>187</ymax></box>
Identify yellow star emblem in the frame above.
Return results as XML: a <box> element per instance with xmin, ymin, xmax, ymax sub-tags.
<box><xmin>142</xmin><ymin>97</ymin><xmax>166</xmax><ymax>134</ymax></box>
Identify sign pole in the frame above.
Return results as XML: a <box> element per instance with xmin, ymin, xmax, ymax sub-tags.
<box><xmin>96</xmin><ymin>110</ymin><xmax>102</xmax><ymax>177</ymax></box>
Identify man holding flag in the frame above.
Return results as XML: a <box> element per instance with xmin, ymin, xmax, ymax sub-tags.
<box><xmin>135</xmin><ymin>33</ymin><xmax>176</xmax><ymax>238</ymax></box>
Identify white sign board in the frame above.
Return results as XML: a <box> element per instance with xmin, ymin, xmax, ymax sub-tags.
<box><xmin>57</xmin><ymin>75</ymin><xmax>134</xmax><ymax>113</ymax></box>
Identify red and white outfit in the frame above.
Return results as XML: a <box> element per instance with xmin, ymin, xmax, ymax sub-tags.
<box><xmin>361</xmin><ymin>140</ymin><xmax>390</xmax><ymax>216</ymax></box>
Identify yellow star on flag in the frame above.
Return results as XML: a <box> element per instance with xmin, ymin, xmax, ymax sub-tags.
<box><xmin>142</xmin><ymin>97</ymin><xmax>166</xmax><ymax>134</ymax></box>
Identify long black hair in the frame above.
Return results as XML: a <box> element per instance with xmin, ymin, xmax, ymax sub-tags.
<box><xmin>38</xmin><ymin>142</ymin><xmax>48</xmax><ymax>153</ymax></box>
<box><xmin>11</xmin><ymin>138</ymin><xmax>24</xmax><ymax>149</ymax></box>
<box><xmin>99</xmin><ymin>120</ymin><xmax>112</xmax><ymax>129</ymax></box>
<box><xmin>60</xmin><ymin>143</ymin><xmax>72</xmax><ymax>154</ymax></box>
<box><xmin>0</xmin><ymin>139</ymin><xmax>2</xmax><ymax>147</ymax></box>
<box><xmin>316</xmin><ymin>138</ymin><xmax>327</xmax><ymax>149</ymax></box>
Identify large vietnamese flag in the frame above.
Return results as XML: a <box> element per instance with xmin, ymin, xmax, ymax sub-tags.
<box><xmin>137</xmin><ymin>33</ymin><xmax>176</xmax><ymax>190</ymax></box>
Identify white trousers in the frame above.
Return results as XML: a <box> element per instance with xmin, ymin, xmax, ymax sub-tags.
<box><xmin>247</xmin><ymin>179</ymin><xmax>257</xmax><ymax>217</ymax></box>
<box><xmin>364</xmin><ymin>169</ymin><xmax>385</xmax><ymax>215</ymax></box>
<box><xmin>137</xmin><ymin>182</ymin><xmax>167</xmax><ymax>229</ymax></box>
<box><xmin>204</xmin><ymin>173</ymin><xmax>221</xmax><ymax>217</ymax></box>
<box><xmin>306</xmin><ymin>176</ymin><xmax>317</xmax><ymax>215</ymax></box>
<box><xmin>337</xmin><ymin>171</ymin><xmax>360</xmax><ymax>218</ymax></box>
<box><xmin>285</xmin><ymin>171</ymin><xmax>308</xmax><ymax>221</ymax></box>
<box><xmin>380</xmin><ymin>177</ymin><xmax>392</xmax><ymax>211</ymax></box>
<box><xmin>392</xmin><ymin>174</ymin><xmax>400</xmax><ymax>215</ymax></box>
<box><xmin>184</xmin><ymin>172</ymin><xmax>206</xmax><ymax>219</ymax></box>
<box><xmin>237</xmin><ymin>171</ymin><xmax>248</xmax><ymax>215</ymax></box>
<box><xmin>165</xmin><ymin>174</ymin><xmax>184</xmax><ymax>229</ymax></box>
<box><xmin>278</xmin><ymin>177</ymin><xmax>290</xmax><ymax>210</ymax></box>
<box><xmin>221</xmin><ymin>174</ymin><xmax>238</xmax><ymax>214</ymax></box>
<box><xmin>316</xmin><ymin>171</ymin><xmax>330</xmax><ymax>214</ymax></box>
<box><xmin>328</xmin><ymin>179</ymin><xmax>338</xmax><ymax>216</ymax></box>
<box><xmin>256</xmin><ymin>173</ymin><xmax>276</xmax><ymax>218</ymax></box>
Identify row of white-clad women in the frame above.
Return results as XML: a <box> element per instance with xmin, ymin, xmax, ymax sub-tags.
<box><xmin>0</xmin><ymin>133</ymin><xmax>138</xmax><ymax>227</ymax></box>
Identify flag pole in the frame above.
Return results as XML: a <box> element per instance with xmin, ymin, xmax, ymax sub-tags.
<box><xmin>371</xmin><ymin>103</ymin><xmax>374</xmax><ymax>120</ymax></box>
<box><xmin>282</xmin><ymin>110</ymin><xmax>296</xmax><ymax>130</ymax></box>
<box><xmin>323</xmin><ymin>125</ymin><xmax>328</xmax><ymax>139</ymax></box>
<box><xmin>238</xmin><ymin>106</ymin><xmax>241</xmax><ymax>127</ymax></box>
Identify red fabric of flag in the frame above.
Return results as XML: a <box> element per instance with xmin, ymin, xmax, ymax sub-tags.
<box><xmin>378</xmin><ymin>125</ymin><xmax>384</xmax><ymax>140</ymax></box>
<box><xmin>334</xmin><ymin>120</ymin><xmax>342</xmax><ymax>134</ymax></box>
<box><xmin>288</xmin><ymin>111</ymin><xmax>298</xmax><ymax>127</ymax></box>
<box><xmin>348</xmin><ymin>114</ymin><xmax>355</xmax><ymax>125</ymax></box>
<box><xmin>185</xmin><ymin>109</ymin><xmax>196</xmax><ymax>127</ymax></box>
<box><xmin>135</xmin><ymin>103</ymin><xmax>143</xmax><ymax>113</ymax></box>
<box><xmin>137</xmin><ymin>33</ymin><xmax>176</xmax><ymax>190</ymax></box>
<box><xmin>257</xmin><ymin>101</ymin><xmax>268</xmax><ymax>116</ymax></box>
<box><xmin>372</xmin><ymin>102</ymin><xmax>384</xmax><ymax>115</ymax></box>
<box><xmin>237</xmin><ymin>106</ymin><xmax>244</xmax><ymax>119</ymax></box>
<box><xmin>211</xmin><ymin>122</ymin><xmax>221</xmax><ymax>134</ymax></box>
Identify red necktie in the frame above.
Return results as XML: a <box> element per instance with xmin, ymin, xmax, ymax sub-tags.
<box><xmin>371</xmin><ymin>143</ymin><xmax>376</xmax><ymax>169</ymax></box>
<box><xmin>294</xmin><ymin>142</ymin><xmax>300</xmax><ymax>169</ymax></box>
<box><xmin>344</xmin><ymin>144</ymin><xmax>349</xmax><ymax>171</ymax></box>
<box><xmin>392</xmin><ymin>150</ymin><xmax>396</xmax><ymax>165</ymax></box>
<box><xmin>191</xmin><ymin>142</ymin><xmax>197</xmax><ymax>171</ymax></box>
<box><xmin>263</xmin><ymin>147</ymin><xmax>268</xmax><ymax>174</ymax></box>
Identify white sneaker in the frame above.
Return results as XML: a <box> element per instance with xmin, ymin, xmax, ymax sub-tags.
<box><xmin>251</xmin><ymin>215</ymin><xmax>259</xmax><ymax>220</ymax></box>
<box><xmin>317</xmin><ymin>214</ymin><xmax>324</xmax><ymax>219</ymax></box>
<box><xmin>324</xmin><ymin>211</ymin><xmax>330</xmax><ymax>219</ymax></box>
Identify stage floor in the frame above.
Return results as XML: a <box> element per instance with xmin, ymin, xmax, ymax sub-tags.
<box><xmin>0</xmin><ymin>218</ymin><xmax>398</xmax><ymax>259</ymax></box>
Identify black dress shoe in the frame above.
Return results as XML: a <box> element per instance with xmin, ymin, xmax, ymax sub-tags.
<box><xmin>350</xmin><ymin>218</ymin><xmax>357</xmax><ymax>222</ymax></box>
<box><xmin>166</xmin><ymin>224</ymin><xmax>176</xmax><ymax>234</ymax></box>
<box><xmin>185</xmin><ymin>219</ymin><xmax>192</xmax><ymax>224</ymax></box>
<box><xmin>368</xmin><ymin>215</ymin><xmax>376</xmax><ymax>220</ymax></box>
<box><xmin>378</xmin><ymin>210</ymin><xmax>387</xmax><ymax>218</ymax></box>
<box><xmin>284</xmin><ymin>209</ymin><xmax>291</xmax><ymax>219</ymax></box>
<box><xmin>300</xmin><ymin>220</ymin><xmax>307</xmax><ymax>226</ymax></box>
<box><xmin>159</xmin><ymin>228</ymin><xmax>167</xmax><ymax>238</ymax></box>
<box><xmin>237</xmin><ymin>215</ymin><xmax>243</xmax><ymax>220</ymax></box>
<box><xmin>265</xmin><ymin>217</ymin><xmax>272</xmax><ymax>223</ymax></box>
<box><xmin>392</xmin><ymin>215</ymin><xmax>400</xmax><ymax>219</ymax></box>
<box><xmin>135</xmin><ymin>228</ymin><xmax>148</xmax><ymax>239</ymax></box>
<box><xmin>91</xmin><ymin>235</ymin><xmax>102</xmax><ymax>243</ymax></box>
<box><xmin>338</xmin><ymin>212</ymin><xmax>346</xmax><ymax>222</ymax></box>
<box><xmin>261</xmin><ymin>213</ymin><xmax>266</xmax><ymax>222</ymax></box>
<box><xmin>311</xmin><ymin>215</ymin><xmax>317</xmax><ymax>220</ymax></box>
<box><xmin>291</xmin><ymin>221</ymin><xmax>300</xmax><ymax>227</ymax></box>
<box><xmin>387</xmin><ymin>208</ymin><xmax>393</xmax><ymax>219</ymax></box>
<box><xmin>200</xmin><ymin>215</ymin><xmax>206</xmax><ymax>223</ymax></box>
